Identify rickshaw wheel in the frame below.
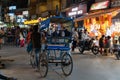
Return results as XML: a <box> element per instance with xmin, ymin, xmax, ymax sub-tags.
<box><xmin>61</xmin><ymin>52</ymin><xmax>73</xmax><ymax>76</ymax></box>
<box><xmin>38</xmin><ymin>52</ymin><xmax>48</xmax><ymax>77</ymax></box>
<box><xmin>29</xmin><ymin>50</ymin><xmax>36</xmax><ymax>68</ymax></box>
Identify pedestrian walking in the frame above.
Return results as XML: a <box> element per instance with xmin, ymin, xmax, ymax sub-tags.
<box><xmin>26</xmin><ymin>28</ymin><xmax>33</xmax><ymax>53</ymax></box>
<box><xmin>72</xmin><ymin>28</ymin><xmax>78</xmax><ymax>51</ymax></box>
<box><xmin>15</xmin><ymin>26</ymin><xmax>20</xmax><ymax>47</ymax></box>
<box><xmin>99</xmin><ymin>35</ymin><xmax>105</xmax><ymax>55</ymax></box>
<box><xmin>104</xmin><ymin>36</ymin><xmax>111</xmax><ymax>56</ymax></box>
<box><xmin>19</xmin><ymin>29</ymin><xmax>25</xmax><ymax>47</ymax></box>
<box><xmin>31</xmin><ymin>25</ymin><xmax>41</xmax><ymax>67</ymax></box>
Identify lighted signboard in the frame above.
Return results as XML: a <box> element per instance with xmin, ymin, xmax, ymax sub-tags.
<box><xmin>17</xmin><ymin>15</ymin><xmax>27</xmax><ymax>23</ymax></box>
<box><xmin>9</xmin><ymin>6</ymin><xmax>16</xmax><ymax>10</ymax></box>
<box><xmin>67</xmin><ymin>4</ymin><xmax>87</xmax><ymax>17</ymax></box>
<box><xmin>24</xmin><ymin>20</ymin><xmax>39</xmax><ymax>25</ymax></box>
<box><xmin>22</xmin><ymin>11</ymin><xmax>28</xmax><ymax>15</ymax></box>
<box><xmin>7</xmin><ymin>13</ymin><xmax>15</xmax><ymax>22</ymax></box>
<box><xmin>90</xmin><ymin>1</ymin><xmax>109</xmax><ymax>11</ymax></box>
<box><xmin>111</xmin><ymin>0</ymin><xmax>120</xmax><ymax>8</ymax></box>
<box><xmin>8</xmin><ymin>13</ymin><xmax>14</xmax><ymax>16</ymax></box>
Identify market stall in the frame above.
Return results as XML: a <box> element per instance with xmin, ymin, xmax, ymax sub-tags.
<box><xmin>75</xmin><ymin>6</ymin><xmax>120</xmax><ymax>38</ymax></box>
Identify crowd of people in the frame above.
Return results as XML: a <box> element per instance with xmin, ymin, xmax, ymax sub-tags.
<box><xmin>0</xmin><ymin>25</ymin><xmax>72</xmax><ymax>48</ymax></box>
<box><xmin>71</xmin><ymin>28</ymin><xmax>120</xmax><ymax>56</ymax></box>
<box><xmin>0</xmin><ymin>26</ymin><xmax>120</xmax><ymax>55</ymax></box>
<box><xmin>0</xmin><ymin>26</ymin><xmax>28</xmax><ymax>48</ymax></box>
<box><xmin>0</xmin><ymin>26</ymin><xmax>120</xmax><ymax>56</ymax></box>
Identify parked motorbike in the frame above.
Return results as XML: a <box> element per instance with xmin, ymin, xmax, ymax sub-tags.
<box><xmin>78</xmin><ymin>38</ymin><xmax>99</xmax><ymax>55</ymax></box>
<box><xmin>113</xmin><ymin>44</ymin><xmax>120</xmax><ymax>60</ymax></box>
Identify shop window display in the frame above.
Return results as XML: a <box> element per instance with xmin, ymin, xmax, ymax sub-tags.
<box><xmin>83</xmin><ymin>13</ymin><xmax>116</xmax><ymax>38</ymax></box>
<box><xmin>110</xmin><ymin>19</ymin><xmax>120</xmax><ymax>36</ymax></box>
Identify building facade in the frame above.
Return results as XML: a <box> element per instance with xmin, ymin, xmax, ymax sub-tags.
<box><xmin>28</xmin><ymin>0</ymin><xmax>64</xmax><ymax>18</ymax></box>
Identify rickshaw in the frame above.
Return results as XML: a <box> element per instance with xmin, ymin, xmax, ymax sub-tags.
<box><xmin>30</xmin><ymin>16</ymin><xmax>73</xmax><ymax>77</ymax></box>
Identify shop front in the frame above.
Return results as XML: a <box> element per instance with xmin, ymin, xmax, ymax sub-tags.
<box><xmin>66</xmin><ymin>4</ymin><xmax>87</xmax><ymax>17</ymax></box>
<box><xmin>64</xmin><ymin>3</ymin><xmax>87</xmax><ymax>28</ymax></box>
<box><xmin>75</xmin><ymin>0</ymin><xmax>120</xmax><ymax>38</ymax></box>
<box><xmin>23</xmin><ymin>17</ymin><xmax>48</xmax><ymax>26</ymax></box>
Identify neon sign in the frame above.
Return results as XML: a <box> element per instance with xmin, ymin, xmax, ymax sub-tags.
<box><xmin>24</xmin><ymin>20</ymin><xmax>39</xmax><ymax>25</ymax></box>
<box><xmin>68</xmin><ymin>10</ymin><xmax>83</xmax><ymax>16</ymax></box>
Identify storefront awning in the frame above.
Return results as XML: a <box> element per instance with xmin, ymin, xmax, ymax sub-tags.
<box><xmin>74</xmin><ymin>7</ymin><xmax>120</xmax><ymax>22</ymax></box>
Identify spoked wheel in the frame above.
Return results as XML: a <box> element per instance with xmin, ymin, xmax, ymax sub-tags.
<box><xmin>92</xmin><ymin>46</ymin><xmax>99</xmax><ymax>55</ymax></box>
<box><xmin>38</xmin><ymin>52</ymin><xmax>48</xmax><ymax>77</ymax></box>
<box><xmin>61</xmin><ymin>52</ymin><xmax>73</xmax><ymax>76</ymax></box>
<box><xmin>29</xmin><ymin>51</ymin><xmax>36</xmax><ymax>68</ymax></box>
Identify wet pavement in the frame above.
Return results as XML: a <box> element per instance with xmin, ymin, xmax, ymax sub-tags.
<box><xmin>0</xmin><ymin>46</ymin><xmax>120</xmax><ymax>80</ymax></box>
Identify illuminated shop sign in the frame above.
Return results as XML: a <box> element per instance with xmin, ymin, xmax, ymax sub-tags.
<box><xmin>111</xmin><ymin>0</ymin><xmax>120</xmax><ymax>8</ymax></box>
<box><xmin>24</xmin><ymin>20</ymin><xmax>39</xmax><ymax>25</ymax></box>
<box><xmin>24</xmin><ymin>17</ymin><xmax>48</xmax><ymax>25</ymax></box>
<box><xmin>9</xmin><ymin>6</ymin><xmax>16</xmax><ymax>10</ymax></box>
<box><xmin>90</xmin><ymin>0</ymin><xmax>109</xmax><ymax>11</ymax></box>
<box><xmin>68</xmin><ymin>7</ymin><xmax>83</xmax><ymax>16</ymax></box>
<box><xmin>67</xmin><ymin>4</ymin><xmax>87</xmax><ymax>17</ymax></box>
<box><xmin>22</xmin><ymin>11</ymin><xmax>28</xmax><ymax>15</ymax></box>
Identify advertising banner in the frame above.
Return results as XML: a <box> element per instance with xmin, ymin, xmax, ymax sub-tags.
<box><xmin>66</xmin><ymin>4</ymin><xmax>87</xmax><ymax>17</ymax></box>
<box><xmin>90</xmin><ymin>0</ymin><xmax>109</xmax><ymax>11</ymax></box>
<box><xmin>111</xmin><ymin>0</ymin><xmax>120</xmax><ymax>8</ymax></box>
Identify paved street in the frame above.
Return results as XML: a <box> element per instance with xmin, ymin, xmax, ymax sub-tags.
<box><xmin>0</xmin><ymin>46</ymin><xmax>120</xmax><ymax>80</ymax></box>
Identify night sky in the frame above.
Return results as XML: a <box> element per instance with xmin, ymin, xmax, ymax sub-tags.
<box><xmin>6</xmin><ymin>0</ymin><xmax>28</xmax><ymax>9</ymax></box>
<box><xmin>15</xmin><ymin>0</ymin><xmax>28</xmax><ymax>9</ymax></box>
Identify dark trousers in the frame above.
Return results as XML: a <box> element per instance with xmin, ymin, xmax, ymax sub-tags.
<box><xmin>35</xmin><ymin>48</ymin><xmax>40</xmax><ymax>67</ymax></box>
<box><xmin>72</xmin><ymin>40</ymin><xmax>77</xmax><ymax>51</ymax></box>
<box><xmin>15</xmin><ymin>38</ymin><xmax>19</xmax><ymax>47</ymax></box>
